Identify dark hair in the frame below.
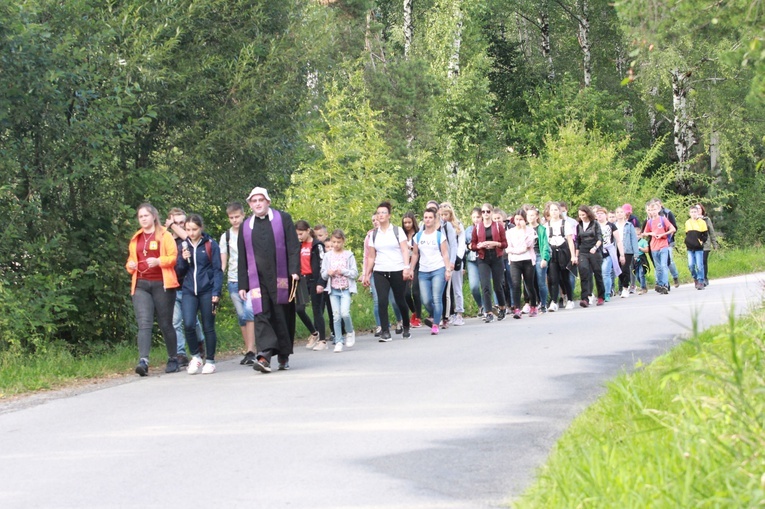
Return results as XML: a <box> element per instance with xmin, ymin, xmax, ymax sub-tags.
<box><xmin>377</xmin><ymin>201</ymin><xmax>392</xmax><ymax>214</ymax></box>
<box><xmin>513</xmin><ymin>209</ymin><xmax>527</xmax><ymax>221</ymax></box>
<box><xmin>186</xmin><ymin>213</ymin><xmax>204</xmax><ymax>228</ymax></box>
<box><xmin>696</xmin><ymin>203</ymin><xmax>707</xmax><ymax>216</ymax></box>
<box><xmin>423</xmin><ymin>207</ymin><xmax>438</xmax><ymax>218</ymax></box>
<box><xmin>226</xmin><ymin>202</ymin><xmax>244</xmax><ymax>214</ymax></box>
<box><xmin>331</xmin><ymin>229</ymin><xmax>346</xmax><ymax>241</ymax></box>
<box><xmin>472</xmin><ymin>207</ymin><xmax>481</xmax><ymax>215</ymax></box>
<box><xmin>295</xmin><ymin>220</ymin><xmax>314</xmax><ymax>238</ymax></box>
<box><xmin>577</xmin><ymin>205</ymin><xmax>596</xmax><ymax>222</ymax></box>
<box><xmin>313</xmin><ymin>223</ymin><xmax>327</xmax><ymax>232</ymax></box>
<box><xmin>402</xmin><ymin>212</ymin><xmax>419</xmax><ymax>234</ymax></box>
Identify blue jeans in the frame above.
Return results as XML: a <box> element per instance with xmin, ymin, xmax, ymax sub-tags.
<box><xmin>419</xmin><ymin>267</ymin><xmax>446</xmax><ymax>325</ymax></box>
<box><xmin>687</xmin><ymin>250</ymin><xmax>705</xmax><ymax>282</ymax></box>
<box><xmin>668</xmin><ymin>244</ymin><xmax>679</xmax><ymax>279</ymax></box>
<box><xmin>466</xmin><ymin>259</ymin><xmax>483</xmax><ymax>310</ymax></box>
<box><xmin>601</xmin><ymin>254</ymin><xmax>613</xmax><ymax>297</ymax></box>
<box><xmin>654</xmin><ymin>248</ymin><xmax>670</xmax><ymax>287</ymax></box>
<box><xmin>227</xmin><ymin>281</ymin><xmax>254</xmax><ymax>326</ymax></box>
<box><xmin>329</xmin><ymin>289</ymin><xmax>353</xmax><ymax>343</ymax></box>
<box><xmin>174</xmin><ymin>292</ymin><xmax>203</xmax><ymax>356</ymax></box>
<box><xmin>534</xmin><ymin>254</ymin><xmax>549</xmax><ymax>309</ymax></box>
<box><xmin>371</xmin><ymin>276</ymin><xmax>402</xmax><ymax>326</ymax></box>
<box><xmin>636</xmin><ymin>261</ymin><xmax>647</xmax><ymax>289</ymax></box>
<box><xmin>182</xmin><ymin>290</ymin><xmax>218</xmax><ymax>362</ymax></box>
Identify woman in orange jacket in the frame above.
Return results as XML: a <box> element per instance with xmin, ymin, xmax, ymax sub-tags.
<box><xmin>125</xmin><ymin>203</ymin><xmax>181</xmax><ymax>376</ymax></box>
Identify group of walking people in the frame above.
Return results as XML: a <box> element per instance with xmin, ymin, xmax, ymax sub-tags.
<box><xmin>126</xmin><ymin>191</ymin><xmax>718</xmax><ymax>376</ymax></box>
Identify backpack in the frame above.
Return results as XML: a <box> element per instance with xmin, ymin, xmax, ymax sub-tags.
<box><xmin>414</xmin><ymin>229</ymin><xmax>442</xmax><ymax>246</ymax></box>
<box><xmin>372</xmin><ymin>225</ymin><xmax>401</xmax><ymax>244</ymax></box>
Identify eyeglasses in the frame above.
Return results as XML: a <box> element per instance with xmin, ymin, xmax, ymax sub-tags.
<box><xmin>481</xmin><ymin>210</ymin><xmax>491</xmax><ymax>214</ymax></box>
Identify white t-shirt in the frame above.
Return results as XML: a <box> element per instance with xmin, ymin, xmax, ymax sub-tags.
<box><xmin>372</xmin><ymin>226</ymin><xmax>408</xmax><ymax>272</ymax></box>
<box><xmin>417</xmin><ymin>230</ymin><xmax>446</xmax><ymax>272</ymax></box>
<box><xmin>219</xmin><ymin>228</ymin><xmax>238</xmax><ymax>282</ymax></box>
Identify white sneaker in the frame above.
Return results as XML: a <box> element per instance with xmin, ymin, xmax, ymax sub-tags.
<box><xmin>187</xmin><ymin>355</ymin><xmax>203</xmax><ymax>375</ymax></box>
<box><xmin>589</xmin><ymin>295</ymin><xmax>596</xmax><ymax>306</ymax></box>
<box><xmin>621</xmin><ymin>289</ymin><xmax>629</xmax><ymax>299</ymax></box>
<box><xmin>522</xmin><ymin>303</ymin><xmax>531</xmax><ymax>314</ymax></box>
<box><xmin>565</xmin><ymin>301</ymin><xmax>575</xmax><ymax>310</ymax></box>
<box><xmin>346</xmin><ymin>331</ymin><xmax>355</xmax><ymax>347</ymax></box>
<box><xmin>548</xmin><ymin>301</ymin><xmax>558</xmax><ymax>312</ymax></box>
<box><xmin>201</xmin><ymin>362</ymin><xmax>216</xmax><ymax>374</ymax></box>
<box><xmin>334</xmin><ymin>342</ymin><xmax>343</xmax><ymax>353</ymax></box>
<box><xmin>452</xmin><ymin>314</ymin><xmax>465</xmax><ymax>326</ymax></box>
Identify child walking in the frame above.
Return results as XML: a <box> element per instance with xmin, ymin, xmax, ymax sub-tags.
<box><xmin>321</xmin><ymin>229</ymin><xmax>359</xmax><ymax>353</ymax></box>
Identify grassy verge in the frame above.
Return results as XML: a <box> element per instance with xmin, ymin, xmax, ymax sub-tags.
<box><xmin>0</xmin><ymin>247</ymin><xmax>762</xmax><ymax>399</ymax></box>
<box><xmin>514</xmin><ymin>306</ymin><xmax>765</xmax><ymax>508</ymax></box>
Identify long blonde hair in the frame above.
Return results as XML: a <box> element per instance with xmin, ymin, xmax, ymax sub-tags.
<box><xmin>438</xmin><ymin>202</ymin><xmax>463</xmax><ymax>235</ymax></box>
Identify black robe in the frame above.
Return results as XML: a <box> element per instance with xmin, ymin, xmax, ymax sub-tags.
<box><xmin>238</xmin><ymin>209</ymin><xmax>300</xmax><ymax>358</ymax></box>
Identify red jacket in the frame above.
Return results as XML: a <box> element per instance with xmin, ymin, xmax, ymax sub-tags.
<box><xmin>470</xmin><ymin>221</ymin><xmax>508</xmax><ymax>259</ymax></box>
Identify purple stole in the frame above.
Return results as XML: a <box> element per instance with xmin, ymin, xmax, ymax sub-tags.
<box><xmin>242</xmin><ymin>210</ymin><xmax>290</xmax><ymax>315</ymax></box>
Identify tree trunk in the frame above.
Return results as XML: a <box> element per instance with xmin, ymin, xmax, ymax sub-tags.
<box><xmin>538</xmin><ymin>9</ymin><xmax>554</xmax><ymax>81</ymax></box>
<box><xmin>404</xmin><ymin>0</ymin><xmax>413</xmax><ymax>59</ymax></box>
<box><xmin>576</xmin><ymin>0</ymin><xmax>591</xmax><ymax>87</ymax></box>
<box><xmin>447</xmin><ymin>5</ymin><xmax>463</xmax><ymax>81</ymax></box>
<box><xmin>671</xmin><ymin>68</ymin><xmax>697</xmax><ymax>174</ymax></box>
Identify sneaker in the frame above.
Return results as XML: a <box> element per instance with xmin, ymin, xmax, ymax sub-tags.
<box><xmin>312</xmin><ymin>340</ymin><xmax>328</xmax><ymax>351</ymax></box>
<box><xmin>440</xmin><ymin>320</ymin><xmax>449</xmax><ymax>329</ymax></box>
<box><xmin>513</xmin><ymin>308</ymin><xmax>522</xmax><ymax>319</ymax></box>
<box><xmin>374</xmin><ymin>326</ymin><xmax>382</xmax><ymax>337</ymax></box>
<box><xmin>638</xmin><ymin>288</ymin><xmax>648</xmax><ymax>295</ymax></box>
<box><xmin>565</xmin><ymin>301</ymin><xmax>575</xmax><ymax>310</ymax></box>
<box><xmin>529</xmin><ymin>306</ymin><xmax>538</xmax><ymax>317</ymax></box>
<box><xmin>589</xmin><ymin>295</ymin><xmax>596</xmax><ymax>306</ymax></box>
<box><xmin>253</xmin><ymin>358</ymin><xmax>271</xmax><ymax>373</ymax></box>
<box><xmin>654</xmin><ymin>284</ymin><xmax>662</xmax><ymax>293</ymax></box>
<box><xmin>448</xmin><ymin>314</ymin><xmax>456</xmax><ymax>324</ymax></box>
<box><xmin>548</xmin><ymin>301</ymin><xmax>558</xmax><ymax>312</ymax></box>
<box><xmin>629</xmin><ymin>286</ymin><xmax>636</xmax><ymax>294</ymax></box>
<box><xmin>334</xmin><ymin>342</ymin><xmax>343</xmax><ymax>353</ymax></box>
<box><xmin>580</xmin><ymin>299</ymin><xmax>589</xmax><ymax>308</ymax></box>
<box><xmin>135</xmin><ymin>359</ymin><xmax>149</xmax><ymax>377</ymax></box>
<box><xmin>278</xmin><ymin>361</ymin><xmax>290</xmax><ymax>370</ymax></box>
<box><xmin>410</xmin><ymin>315</ymin><xmax>422</xmax><ymax>328</ymax></box>
<box><xmin>165</xmin><ymin>357</ymin><xmax>180</xmax><ymax>373</ymax></box>
<box><xmin>521</xmin><ymin>303</ymin><xmax>531</xmax><ymax>314</ymax></box>
<box><xmin>539</xmin><ymin>306</ymin><xmax>547</xmax><ymax>313</ymax></box>
<box><xmin>452</xmin><ymin>314</ymin><xmax>465</xmax><ymax>326</ymax></box>
<box><xmin>395</xmin><ymin>322</ymin><xmax>403</xmax><ymax>334</ymax></box>
<box><xmin>674</xmin><ymin>277</ymin><xmax>680</xmax><ymax>288</ymax></box>
<box><xmin>497</xmin><ymin>308</ymin><xmax>506</xmax><ymax>321</ymax></box>
<box><xmin>704</xmin><ymin>279</ymin><xmax>709</xmax><ymax>287</ymax></box>
<box><xmin>402</xmin><ymin>327</ymin><xmax>411</xmax><ymax>339</ymax></box>
<box><xmin>240</xmin><ymin>351</ymin><xmax>256</xmax><ymax>365</ymax></box>
<box><xmin>621</xmin><ymin>289</ymin><xmax>629</xmax><ymax>299</ymax></box>
<box><xmin>431</xmin><ymin>325</ymin><xmax>439</xmax><ymax>335</ymax></box>
<box><xmin>604</xmin><ymin>294</ymin><xmax>611</xmax><ymax>302</ymax></box>
<box><xmin>597</xmin><ymin>297</ymin><xmax>605</xmax><ymax>306</ymax></box>
<box><xmin>187</xmin><ymin>355</ymin><xmax>203</xmax><ymax>374</ymax></box>
<box><xmin>379</xmin><ymin>331</ymin><xmax>392</xmax><ymax>342</ymax></box>
<box><xmin>484</xmin><ymin>313</ymin><xmax>495</xmax><ymax>323</ymax></box>
<box><xmin>423</xmin><ymin>317</ymin><xmax>434</xmax><ymax>328</ymax></box>
<box><xmin>346</xmin><ymin>331</ymin><xmax>356</xmax><ymax>347</ymax></box>
<box><xmin>306</xmin><ymin>331</ymin><xmax>320</xmax><ymax>349</ymax></box>
<box><xmin>201</xmin><ymin>362</ymin><xmax>216</xmax><ymax>374</ymax></box>
<box><xmin>659</xmin><ymin>285</ymin><xmax>669</xmax><ymax>295</ymax></box>
<box><xmin>177</xmin><ymin>354</ymin><xmax>189</xmax><ymax>368</ymax></box>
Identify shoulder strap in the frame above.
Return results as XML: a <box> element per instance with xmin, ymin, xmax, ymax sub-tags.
<box><xmin>372</xmin><ymin>227</ymin><xmax>379</xmax><ymax>244</ymax></box>
<box><xmin>205</xmin><ymin>240</ymin><xmax>212</xmax><ymax>261</ymax></box>
<box><xmin>226</xmin><ymin>229</ymin><xmax>231</xmax><ymax>249</ymax></box>
<box><xmin>415</xmin><ymin>230</ymin><xmax>422</xmax><ymax>244</ymax></box>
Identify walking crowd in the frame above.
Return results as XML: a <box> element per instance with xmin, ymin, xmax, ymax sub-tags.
<box><xmin>125</xmin><ymin>189</ymin><xmax>719</xmax><ymax>376</ymax></box>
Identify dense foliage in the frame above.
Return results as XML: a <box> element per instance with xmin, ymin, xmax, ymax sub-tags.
<box><xmin>1</xmin><ymin>0</ymin><xmax>763</xmax><ymax>352</ymax></box>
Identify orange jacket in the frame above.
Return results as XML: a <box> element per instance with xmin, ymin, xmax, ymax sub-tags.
<box><xmin>125</xmin><ymin>227</ymin><xmax>179</xmax><ymax>295</ymax></box>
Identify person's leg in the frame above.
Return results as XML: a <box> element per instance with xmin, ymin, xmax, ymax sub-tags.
<box><xmin>182</xmin><ymin>292</ymin><xmax>201</xmax><ymax>357</ymax></box>
<box><xmin>370</xmin><ymin>276</ymin><xmax>381</xmax><ymax>327</ymax></box>
<box><xmin>412</xmin><ymin>269</ymin><xmax>422</xmax><ymax>318</ymax></box>
<box><xmin>668</xmin><ymin>246</ymin><xmax>679</xmax><ymax>281</ymax></box>
<box><xmin>548</xmin><ymin>254</ymin><xmax>561</xmax><ymax>305</ymax></box>
<box><xmin>522</xmin><ymin>261</ymin><xmax>538</xmax><ymax>307</ymax></box>
<box><xmin>601</xmin><ymin>255</ymin><xmax>613</xmax><ymax>299</ymax></box>
<box><xmin>491</xmin><ymin>257</ymin><xmax>507</xmax><ymax>308</ymax></box>
<box><xmin>329</xmin><ymin>292</ymin><xmax>343</xmax><ymax>342</ymax></box>
<box><xmin>452</xmin><ymin>268</ymin><xmax>464</xmax><ymax>314</ymax></box>
<box><xmin>477</xmin><ymin>258</ymin><xmax>493</xmax><ymax>315</ymax></box>
<box><xmin>655</xmin><ymin>248</ymin><xmax>669</xmax><ymax>287</ymax></box>
<box><xmin>296</xmin><ymin>306</ymin><xmax>316</xmax><ymax>335</ymax></box>
<box><xmin>619</xmin><ymin>254</ymin><xmax>632</xmax><ymax>291</ymax></box>
<box><xmin>405</xmin><ymin>279</ymin><xmax>416</xmax><ymax>314</ymax></box>
<box><xmin>373</xmin><ymin>272</ymin><xmax>392</xmax><ymax>333</ymax></box>
<box><xmin>418</xmin><ymin>270</ymin><xmax>435</xmax><ymax>319</ymax></box>
<box><xmin>197</xmin><ymin>292</ymin><xmax>217</xmax><ymax>362</ymax></box>
<box><xmin>503</xmin><ymin>258</ymin><xmax>513</xmax><ymax>308</ymax></box>
<box><xmin>173</xmin><ymin>293</ymin><xmax>186</xmax><ymax>356</ymax></box>
<box><xmin>310</xmin><ymin>283</ymin><xmax>326</xmax><ymax>341</ymax></box>
<box><xmin>230</xmin><ymin>282</ymin><xmax>256</xmax><ymax>354</ymax></box>
<box><xmin>578</xmin><ymin>253</ymin><xmax>593</xmax><ymax>299</ymax></box>
<box><xmin>389</xmin><ymin>288</ymin><xmax>403</xmax><ymax>323</ymax></box>
<box><xmin>467</xmin><ymin>260</ymin><xmax>483</xmax><ymax>310</ymax></box>
<box><xmin>694</xmin><ymin>250</ymin><xmax>705</xmax><ymax>283</ymax></box>
<box><xmin>509</xmin><ymin>261</ymin><xmax>523</xmax><ymax>311</ymax></box>
<box><xmin>131</xmin><ymin>280</ymin><xmax>155</xmax><ymax>361</ymax></box>
<box><xmin>703</xmin><ymin>249</ymin><xmax>710</xmax><ymax>283</ymax></box>
<box><xmin>592</xmin><ymin>252</ymin><xmax>605</xmax><ymax>299</ymax></box>
<box><xmin>389</xmin><ymin>271</ymin><xmax>410</xmax><ymax>329</ymax></box>
<box><xmin>534</xmin><ymin>254</ymin><xmax>548</xmax><ymax>309</ymax></box>
<box><xmin>340</xmin><ymin>290</ymin><xmax>353</xmax><ymax>334</ymax></box>
<box><xmin>430</xmin><ymin>268</ymin><xmax>445</xmax><ymax>325</ymax></box>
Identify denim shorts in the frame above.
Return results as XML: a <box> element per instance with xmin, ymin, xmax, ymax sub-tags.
<box><xmin>227</xmin><ymin>281</ymin><xmax>254</xmax><ymax>325</ymax></box>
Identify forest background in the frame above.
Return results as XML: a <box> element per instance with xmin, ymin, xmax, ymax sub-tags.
<box><xmin>0</xmin><ymin>0</ymin><xmax>763</xmax><ymax>354</ymax></box>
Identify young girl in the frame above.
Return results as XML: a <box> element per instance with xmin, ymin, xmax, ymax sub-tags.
<box><xmin>526</xmin><ymin>207</ymin><xmax>550</xmax><ymax>313</ymax></box>
<box><xmin>506</xmin><ymin>209</ymin><xmax>538</xmax><ymax>318</ymax></box>
<box><xmin>321</xmin><ymin>230</ymin><xmax>359</xmax><ymax>352</ymax></box>
<box><xmin>296</xmin><ymin>221</ymin><xmax>328</xmax><ymax>351</ymax></box>
<box><xmin>439</xmin><ymin>203</ymin><xmax>466</xmax><ymax>326</ymax></box>
<box><xmin>402</xmin><ymin>212</ymin><xmax>423</xmax><ymax>328</ymax></box>
<box><xmin>412</xmin><ymin>207</ymin><xmax>451</xmax><ymax>335</ymax></box>
<box><xmin>544</xmin><ymin>202</ymin><xmax>576</xmax><ymax>311</ymax></box>
<box><xmin>177</xmin><ymin>214</ymin><xmax>223</xmax><ymax>374</ymax></box>
<box><xmin>471</xmin><ymin>203</ymin><xmax>508</xmax><ymax>323</ymax></box>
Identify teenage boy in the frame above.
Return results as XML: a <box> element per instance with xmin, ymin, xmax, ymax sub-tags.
<box><xmin>684</xmin><ymin>205</ymin><xmax>708</xmax><ymax>290</ymax></box>
<box><xmin>220</xmin><ymin>202</ymin><xmax>256</xmax><ymax>364</ymax></box>
<box><xmin>642</xmin><ymin>200</ymin><xmax>676</xmax><ymax>294</ymax></box>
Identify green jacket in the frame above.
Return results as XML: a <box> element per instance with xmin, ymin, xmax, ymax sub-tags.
<box><xmin>536</xmin><ymin>224</ymin><xmax>551</xmax><ymax>262</ymax></box>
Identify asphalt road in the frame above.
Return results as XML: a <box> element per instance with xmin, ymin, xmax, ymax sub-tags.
<box><xmin>1</xmin><ymin>272</ymin><xmax>763</xmax><ymax>509</ymax></box>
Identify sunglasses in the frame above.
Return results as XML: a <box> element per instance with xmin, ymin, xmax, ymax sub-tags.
<box><xmin>481</xmin><ymin>210</ymin><xmax>491</xmax><ymax>214</ymax></box>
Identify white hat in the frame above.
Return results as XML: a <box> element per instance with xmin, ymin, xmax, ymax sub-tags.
<box><xmin>246</xmin><ymin>187</ymin><xmax>271</xmax><ymax>202</ymax></box>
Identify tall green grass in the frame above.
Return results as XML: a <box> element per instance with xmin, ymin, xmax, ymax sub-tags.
<box><xmin>514</xmin><ymin>307</ymin><xmax>765</xmax><ymax>508</ymax></box>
